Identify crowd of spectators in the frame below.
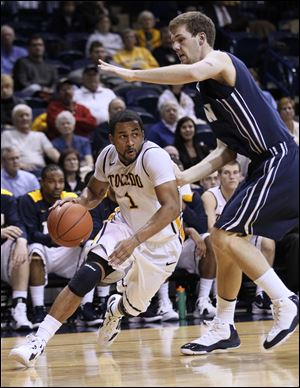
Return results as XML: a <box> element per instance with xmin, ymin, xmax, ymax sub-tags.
<box><xmin>1</xmin><ymin>0</ymin><xmax>299</xmax><ymax>330</ymax></box>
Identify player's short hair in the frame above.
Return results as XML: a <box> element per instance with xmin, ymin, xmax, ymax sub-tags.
<box><xmin>169</xmin><ymin>11</ymin><xmax>216</xmax><ymax>47</ymax></box>
<box><xmin>41</xmin><ymin>164</ymin><xmax>64</xmax><ymax>180</ymax></box>
<box><xmin>109</xmin><ymin>109</ymin><xmax>144</xmax><ymax>135</ymax></box>
<box><xmin>218</xmin><ymin>160</ymin><xmax>241</xmax><ymax>174</ymax></box>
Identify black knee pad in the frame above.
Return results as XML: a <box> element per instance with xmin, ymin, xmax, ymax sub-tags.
<box><xmin>68</xmin><ymin>261</ymin><xmax>102</xmax><ymax>297</ymax></box>
<box><xmin>86</xmin><ymin>251</ymin><xmax>115</xmax><ymax>278</ymax></box>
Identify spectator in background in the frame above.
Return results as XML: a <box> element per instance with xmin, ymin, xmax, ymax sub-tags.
<box><xmin>73</xmin><ymin>65</ymin><xmax>117</xmax><ymax>126</ymax></box>
<box><xmin>58</xmin><ymin>149</ymin><xmax>85</xmax><ymax>196</ymax></box>
<box><xmin>174</xmin><ymin>116</ymin><xmax>210</xmax><ymax>171</ymax></box>
<box><xmin>1</xmin><ymin>74</ymin><xmax>25</xmax><ymax>131</ymax></box>
<box><xmin>152</xmin><ymin>26</ymin><xmax>180</xmax><ymax>67</ymax></box>
<box><xmin>249</xmin><ymin>68</ymin><xmax>277</xmax><ymax>110</ymax></box>
<box><xmin>158</xmin><ymin>84</ymin><xmax>199</xmax><ymax>123</ymax></box>
<box><xmin>1</xmin><ymin>188</ymin><xmax>32</xmax><ymax>331</ymax></box>
<box><xmin>135</xmin><ymin>10</ymin><xmax>161</xmax><ymax>51</ymax></box>
<box><xmin>85</xmin><ymin>14</ymin><xmax>123</xmax><ymax>59</ymax></box>
<box><xmin>147</xmin><ymin>101</ymin><xmax>179</xmax><ymax>148</ymax></box>
<box><xmin>113</xmin><ymin>29</ymin><xmax>159</xmax><ymax>70</ymax></box>
<box><xmin>1</xmin><ymin>25</ymin><xmax>28</xmax><ymax>75</ymax></box>
<box><xmin>46</xmin><ymin>78</ymin><xmax>97</xmax><ymax>140</ymax></box>
<box><xmin>68</xmin><ymin>41</ymin><xmax>113</xmax><ymax>87</ymax></box>
<box><xmin>90</xmin><ymin>97</ymin><xmax>126</xmax><ymax>160</ymax></box>
<box><xmin>12</xmin><ymin>35</ymin><xmax>58</xmax><ymax>100</ymax></box>
<box><xmin>277</xmin><ymin>97</ymin><xmax>299</xmax><ymax>145</ymax></box>
<box><xmin>1</xmin><ymin>104</ymin><xmax>60</xmax><ymax>177</ymax></box>
<box><xmin>1</xmin><ymin>147</ymin><xmax>40</xmax><ymax>198</ymax></box>
<box><xmin>52</xmin><ymin>111</ymin><xmax>94</xmax><ymax>173</ymax></box>
<box><xmin>46</xmin><ymin>1</ymin><xmax>84</xmax><ymax>37</ymax></box>
<box><xmin>77</xmin><ymin>1</ymin><xmax>117</xmax><ymax>34</ymax></box>
<box><xmin>17</xmin><ymin>164</ymin><xmax>101</xmax><ymax>328</ymax></box>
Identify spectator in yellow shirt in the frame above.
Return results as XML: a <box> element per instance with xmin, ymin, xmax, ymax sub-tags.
<box><xmin>135</xmin><ymin>10</ymin><xmax>161</xmax><ymax>51</ymax></box>
<box><xmin>113</xmin><ymin>29</ymin><xmax>159</xmax><ymax>70</ymax></box>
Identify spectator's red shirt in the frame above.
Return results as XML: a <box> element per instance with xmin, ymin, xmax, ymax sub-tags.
<box><xmin>46</xmin><ymin>100</ymin><xmax>97</xmax><ymax>140</ymax></box>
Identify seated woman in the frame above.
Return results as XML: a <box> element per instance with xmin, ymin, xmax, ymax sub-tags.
<box><xmin>52</xmin><ymin>110</ymin><xmax>94</xmax><ymax>176</ymax></box>
<box><xmin>58</xmin><ymin>148</ymin><xmax>85</xmax><ymax>196</ymax></box>
<box><xmin>174</xmin><ymin>116</ymin><xmax>210</xmax><ymax>171</ymax></box>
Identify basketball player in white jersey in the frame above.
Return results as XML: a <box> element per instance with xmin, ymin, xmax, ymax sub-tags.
<box><xmin>10</xmin><ymin>110</ymin><xmax>183</xmax><ymax>367</ymax></box>
<box><xmin>202</xmin><ymin>160</ymin><xmax>275</xmax><ymax>314</ymax></box>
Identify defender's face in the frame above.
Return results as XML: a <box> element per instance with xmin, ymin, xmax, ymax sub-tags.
<box><xmin>110</xmin><ymin>121</ymin><xmax>144</xmax><ymax>165</ymax></box>
<box><xmin>170</xmin><ymin>25</ymin><xmax>202</xmax><ymax>64</ymax></box>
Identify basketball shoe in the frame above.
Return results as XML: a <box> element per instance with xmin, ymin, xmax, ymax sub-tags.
<box><xmin>157</xmin><ymin>298</ymin><xmax>179</xmax><ymax>321</ymax></box>
<box><xmin>193</xmin><ymin>296</ymin><xmax>216</xmax><ymax>319</ymax></box>
<box><xmin>11</xmin><ymin>299</ymin><xmax>33</xmax><ymax>330</ymax></box>
<box><xmin>263</xmin><ymin>294</ymin><xmax>299</xmax><ymax>350</ymax></box>
<box><xmin>97</xmin><ymin>294</ymin><xmax>123</xmax><ymax>348</ymax></box>
<box><xmin>9</xmin><ymin>334</ymin><xmax>46</xmax><ymax>367</ymax></box>
<box><xmin>181</xmin><ymin>317</ymin><xmax>241</xmax><ymax>355</ymax></box>
<box><xmin>252</xmin><ymin>292</ymin><xmax>272</xmax><ymax>315</ymax></box>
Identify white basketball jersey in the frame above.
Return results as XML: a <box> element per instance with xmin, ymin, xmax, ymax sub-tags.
<box><xmin>94</xmin><ymin>141</ymin><xmax>183</xmax><ymax>243</ymax></box>
<box><xmin>207</xmin><ymin>186</ymin><xmax>227</xmax><ymax>221</ymax></box>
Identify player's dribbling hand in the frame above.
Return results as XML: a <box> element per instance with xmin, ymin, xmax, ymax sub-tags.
<box><xmin>98</xmin><ymin>60</ymin><xmax>135</xmax><ymax>82</ymax></box>
<box><xmin>49</xmin><ymin>197</ymin><xmax>80</xmax><ymax>211</ymax></box>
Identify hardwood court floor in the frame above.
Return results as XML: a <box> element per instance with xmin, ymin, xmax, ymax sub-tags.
<box><xmin>1</xmin><ymin>320</ymin><xmax>299</xmax><ymax>387</ymax></box>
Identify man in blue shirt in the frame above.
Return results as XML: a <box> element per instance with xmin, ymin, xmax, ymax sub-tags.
<box><xmin>1</xmin><ymin>25</ymin><xmax>28</xmax><ymax>75</ymax></box>
<box><xmin>1</xmin><ymin>146</ymin><xmax>40</xmax><ymax>197</ymax></box>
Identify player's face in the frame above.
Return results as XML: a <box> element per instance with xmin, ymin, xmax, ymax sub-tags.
<box><xmin>110</xmin><ymin>121</ymin><xmax>144</xmax><ymax>165</ymax></box>
<box><xmin>219</xmin><ymin>165</ymin><xmax>241</xmax><ymax>191</ymax></box>
<box><xmin>201</xmin><ymin>172</ymin><xmax>219</xmax><ymax>190</ymax></box>
<box><xmin>42</xmin><ymin>170</ymin><xmax>65</xmax><ymax>202</ymax></box>
<box><xmin>170</xmin><ymin>25</ymin><xmax>202</xmax><ymax>64</ymax></box>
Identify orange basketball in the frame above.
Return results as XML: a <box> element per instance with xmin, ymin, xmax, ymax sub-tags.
<box><xmin>47</xmin><ymin>202</ymin><xmax>93</xmax><ymax>247</ymax></box>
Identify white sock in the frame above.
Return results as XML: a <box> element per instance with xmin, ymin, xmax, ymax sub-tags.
<box><xmin>30</xmin><ymin>285</ymin><xmax>45</xmax><ymax>307</ymax></box>
<box><xmin>110</xmin><ymin>297</ymin><xmax>123</xmax><ymax>317</ymax></box>
<box><xmin>198</xmin><ymin>278</ymin><xmax>214</xmax><ymax>299</ymax></box>
<box><xmin>216</xmin><ymin>296</ymin><xmax>236</xmax><ymax>324</ymax></box>
<box><xmin>255</xmin><ymin>268</ymin><xmax>293</xmax><ymax>300</ymax></box>
<box><xmin>97</xmin><ymin>286</ymin><xmax>110</xmax><ymax>298</ymax></box>
<box><xmin>12</xmin><ymin>291</ymin><xmax>27</xmax><ymax>300</ymax></box>
<box><xmin>36</xmin><ymin>314</ymin><xmax>62</xmax><ymax>344</ymax></box>
<box><xmin>255</xmin><ymin>285</ymin><xmax>263</xmax><ymax>296</ymax></box>
<box><xmin>158</xmin><ymin>282</ymin><xmax>170</xmax><ymax>300</ymax></box>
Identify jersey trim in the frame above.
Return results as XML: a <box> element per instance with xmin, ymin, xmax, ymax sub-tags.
<box><xmin>1</xmin><ymin>188</ymin><xmax>13</xmax><ymax>196</ymax></box>
<box><xmin>141</xmin><ymin>146</ymin><xmax>160</xmax><ymax>177</ymax></box>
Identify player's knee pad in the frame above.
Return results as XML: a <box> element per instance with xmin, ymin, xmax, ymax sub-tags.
<box><xmin>86</xmin><ymin>251</ymin><xmax>115</xmax><ymax>279</ymax></box>
<box><xmin>68</xmin><ymin>261</ymin><xmax>102</xmax><ymax>297</ymax></box>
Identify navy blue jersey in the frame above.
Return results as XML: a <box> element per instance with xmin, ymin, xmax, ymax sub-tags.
<box><xmin>198</xmin><ymin>53</ymin><xmax>294</xmax><ymax>158</ymax></box>
<box><xmin>1</xmin><ymin>188</ymin><xmax>27</xmax><ymax>244</ymax></box>
<box><xmin>197</xmin><ymin>53</ymin><xmax>298</xmax><ymax>240</ymax></box>
<box><xmin>182</xmin><ymin>190</ymin><xmax>208</xmax><ymax>234</ymax></box>
<box><xmin>18</xmin><ymin>189</ymin><xmax>77</xmax><ymax>246</ymax></box>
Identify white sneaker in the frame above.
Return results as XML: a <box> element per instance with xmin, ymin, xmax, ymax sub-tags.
<box><xmin>158</xmin><ymin>299</ymin><xmax>179</xmax><ymax>321</ymax></box>
<box><xmin>181</xmin><ymin>317</ymin><xmax>240</xmax><ymax>355</ymax></box>
<box><xmin>264</xmin><ymin>294</ymin><xmax>299</xmax><ymax>350</ymax></box>
<box><xmin>97</xmin><ymin>294</ymin><xmax>123</xmax><ymax>348</ymax></box>
<box><xmin>11</xmin><ymin>302</ymin><xmax>33</xmax><ymax>330</ymax></box>
<box><xmin>9</xmin><ymin>334</ymin><xmax>46</xmax><ymax>367</ymax></box>
<box><xmin>193</xmin><ymin>296</ymin><xmax>216</xmax><ymax>318</ymax></box>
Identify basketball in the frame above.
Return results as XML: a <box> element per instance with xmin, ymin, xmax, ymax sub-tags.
<box><xmin>47</xmin><ymin>202</ymin><xmax>93</xmax><ymax>247</ymax></box>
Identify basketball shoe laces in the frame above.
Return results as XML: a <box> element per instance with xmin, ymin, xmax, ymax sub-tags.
<box><xmin>194</xmin><ymin>317</ymin><xmax>226</xmax><ymax>344</ymax></box>
<box><xmin>269</xmin><ymin>301</ymin><xmax>283</xmax><ymax>335</ymax></box>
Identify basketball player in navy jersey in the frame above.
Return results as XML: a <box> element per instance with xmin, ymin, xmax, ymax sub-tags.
<box><xmin>98</xmin><ymin>11</ymin><xmax>299</xmax><ymax>354</ymax></box>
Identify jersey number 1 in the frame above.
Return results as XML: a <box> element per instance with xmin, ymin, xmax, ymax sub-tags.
<box><xmin>124</xmin><ymin>192</ymin><xmax>138</xmax><ymax>208</ymax></box>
